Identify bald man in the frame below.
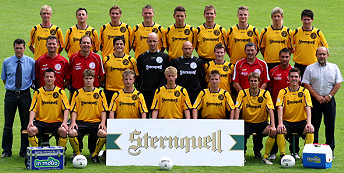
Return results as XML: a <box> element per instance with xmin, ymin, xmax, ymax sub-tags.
<box><xmin>136</xmin><ymin>32</ymin><xmax>170</xmax><ymax>115</ymax></box>
<box><xmin>171</xmin><ymin>41</ymin><xmax>204</xmax><ymax>103</ymax></box>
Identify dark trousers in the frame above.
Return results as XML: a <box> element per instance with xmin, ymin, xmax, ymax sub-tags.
<box><xmin>311</xmin><ymin>96</ymin><xmax>336</xmax><ymax>151</ymax></box>
<box><xmin>2</xmin><ymin>90</ymin><xmax>31</xmax><ymax>156</ymax></box>
<box><xmin>294</xmin><ymin>63</ymin><xmax>308</xmax><ymax>79</ymax></box>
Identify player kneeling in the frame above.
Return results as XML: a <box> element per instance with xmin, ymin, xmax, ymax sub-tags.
<box><xmin>276</xmin><ymin>68</ymin><xmax>314</xmax><ymax>160</ymax></box>
<box><xmin>234</xmin><ymin>72</ymin><xmax>276</xmax><ymax>164</ymax></box>
<box><xmin>68</xmin><ymin>69</ymin><xmax>108</xmax><ymax>163</ymax></box>
<box><xmin>28</xmin><ymin>69</ymin><xmax>70</xmax><ymax>149</ymax></box>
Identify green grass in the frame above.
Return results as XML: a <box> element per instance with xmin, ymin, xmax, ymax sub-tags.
<box><xmin>0</xmin><ymin>0</ymin><xmax>343</xmax><ymax>172</ymax></box>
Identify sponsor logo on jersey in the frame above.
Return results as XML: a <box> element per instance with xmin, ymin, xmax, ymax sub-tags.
<box><xmin>257</xmin><ymin>97</ymin><xmax>263</xmax><ymax>103</ymax></box>
<box><xmin>174</xmin><ymin>91</ymin><xmax>180</xmax><ymax>97</ymax></box>
<box><xmin>81</xmin><ymin>101</ymin><xmax>97</xmax><ymax>106</ymax></box>
<box><xmin>156</xmin><ymin>57</ymin><xmax>163</xmax><ymax>63</ymax></box>
<box><xmin>269</xmin><ymin>40</ymin><xmax>286</xmax><ymax>44</ymax></box>
<box><xmin>50</xmin><ymin>29</ymin><xmax>56</xmax><ymax>35</ymax></box>
<box><xmin>180</xmin><ymin>70</ymin><xmax>196</xmax><ymax>75</ymax></box>
<box><xmin>190</xmin><ymin>62</ymin><xmax>197</xmax><ymax>69</ymax></box>
<box><xmin>281</xmin><ymin>31</ymin><xmax>287</xmax><ymax>37</ymax></box>
<box><xmin>120</xmin><ymin>27</ymin><xmax>126</xmax><ymax>33</ymax></box>
<box><xmin>152</xmin><ymin>28</ymin><xmax>158</xmax><ymax>34</ymax></box>
<box><xmin>140</xmin><ymin>36</ymin><xmax>148</xmax><ymax>40</ymax></box>
<box><xmin>37</xmin><ymin>36</ymin><xmax>48</xmax><ymax>41</ymax></box>
<box><xmin>93</xmin><ymin>93</ymin><xmax>99</xmax><ymax>99</ymax></box>
<box><xmin>132</xmin><ymin>94</ymin><xmax>138</xmax><ymax>100</ymax></box>
<box><xmin>42</xmin><ymin>100</ymin><xmax>58</xmax><ymax>105</ymax></box>
<box><xmin>53</xmin><ymin>92</ymin><xmax>59</xmax><ymax>98</ymax></box>
<box><xmin>119</xmin><ymin>101</ymin><xmax>135</xmax><ymax>106</ymax></box>
<box><xmin>299</xmin><ymin>40</ymin><xmax>315</xmax><ymax>45</ymax></box>
<box><xmin>218</xmin><ymin>94</ymin><xmax>224</xmax><ymax>100</ymax></box>
<box><xmin>246</xmin><ymin>104</ymin><xmax>261</xmax><ymax>109</ymax></box>
<box><xmin>85</xmin><ymin>31</ymin><xmax>91</xmax><ymax>36</ymax></box>
<box><xmin>287</xmin><ymin>99</ymin><xmax>302</xmax><ymax>105</ymax></box>
<box><xmin>54</xmin><ymin>64</ymin><xmax>61</xmax><ymax>71</ymax></box>
<box><xmin>123</xmin><ymin>59</ymin><xmax>129</xmax><ymax>65</ymax></box>
<box><xmin>202</xmin><ymin>37</ymin><xmax>219</xmax><ymax>42</ymax></box>
<box><xmin>89</xmin><ymin>62</ymin><xmax>96</xmax><ymax>69</ymax></box>
<box><xmin>172</xmin><ymin>37</ymin><xmax>188</xmax><ymax>42</ymax></box>
<box><xmin>274</xmin><ymin>76</ymin><xmax>282</xmax><ymax>80</ymax></box>
<box><xmin>247</xmin><ymin>31</ymin><xmax>253</xmax><ymax>37</ymax></box>
<box><xmin>162</xmin><ymin>98</ymin><xmax>178</xmax><ymax>103</ymax></box>
<box><xmin>146</xmin><ymin>65</ymin><xmax>162</xmax><ymax>70</ymax></box>
<box><xmin>110</xmin><ymin>67</ymin><xmax>127</xmax><ymax>72</ymax></box>
<box><xmin>73</xmin><ymin>37</ymin><xmax>81</xmax><ymax>42</ymax></box>
<box><xmin>240</xmin><ymin>72</ymin><xmax>248</xmax><ymax>76</ymax></box>
<box><xmin>184</xmin><ymin>29</ymin><xmax>191</xmax><ymax>35</ymax></box>
<box><xmin>310</xmin><ymin>33</ymin><xmax>317</xmax><ymax>39</ymax></box>
<box><xmin>298</xmin><ymin>92</ymin><xmax>303</xmax><ymax>98</ymax></box>
<box><xmin>107</xmin><ymin>35</ymin><xmax>117</xmax><ymax>40</ymax></box>
<box><xmin>234</xmin><ymin>38</ymin><xmax>250</xmax><ymax>43</ymax></box>
<box><xmin>213</xmin><ymin>30</ymin><xmax>220</xmax><ymax>36</ymax></box>
<box><xmin>206</xmin><ymin>102</ymin><xmax>222</xmax><ymax>107</ymax></box>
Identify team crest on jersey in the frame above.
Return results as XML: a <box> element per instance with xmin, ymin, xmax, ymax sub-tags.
<box><xmin>50</xmin><ymin>29</ymin><xmax>56</xmax><ymax>35</ymax></box>
<box><xmin>120</xmin><ymin>27</ymin><xmax>126</xmax><ymax>33</ymax></box>
<box><xmin>310</xmin><ymin>33</ymin><xmax>317</xmax><ymax>39</ymax></box>
<box><xmin>54</xmin><ymin>64</ymin><xmax>61</xmax><ymax>71</ymax></box>
<box><xmin>254</xmin><ymin>69</ymin><xmax>261</xmax><ymax>75</ymax></box>
<box><xmin>223</xmin><ymin>66</ymin><xmax>229</xmax><ymax>72</ymax></box>
<box><xmin>89</xmin><ymin>62</ymin><xmax>96</xmax><ymax>69</ymax></box>
<box><xmin>93</xmin><ymin>93</ymin><xmax>99</xmax><ymax>99</ymax></box>
<box><xmin>156</xmin><ymin>57</ymin><xmax>163</xmax><ymax>63</ymax></box>
<box><xmin>152</xmin><ymin>28</ymin><xmax>158</xmax><ymax>33</ymax></box>
<box><xmin>132</xmin><ymin>94</ymin><xmax>138</xmax><ymax>100</ymax></box>
<box><xmin>247</xmin><ymin>31</ymin><xmax>253</xmax><ymax>37</ymax></box>
<box><xmin>213</xmin><ymin>30</ymin><xmax>220</xmax><ymax>36</ymax></box>
<box><xmin>258</xmin><ymin>96</ymin><xmax>263</xmax><ymax>103</ymax></box>
<box><xmin>298</xmin><ymin>92</ymin><xmax>303</xmax><ymax>98</ymax></box>
<box><xmin>53</xmin><ymin>92</ymin><xmax>59</xmax><ymax>98</ymax></box>
<box><xmin>184</xmin><ymin>29</ymin><xmax>191</xmax><ymax>35</ymax></box>
<box><xmin>218</xmin><ymin>94</ymin><xmax>224</xmax><ymax>100</ymax></box>
<box><xmin>174</xmin><ymin>91</ymin><xmax>180</xmax><ymax>97</ymax></box>
<box><xmin>122</xmin><ymin>59</ymin><xmax>129</xmax><ymax>65</ymax></box>
<box><xmin>85</xmin><ymin>31</ymin><xmax>91</xmax><ymax>36</ymax></box>
<box><xmin>190</xmin><ymin>62</ymin><xmax>197</xmax><ymax>69</ymax></box>
<box><xmin>281</xmin><ymin>31</ymin><xmax>287</xmax><ymax>37</ymax></box>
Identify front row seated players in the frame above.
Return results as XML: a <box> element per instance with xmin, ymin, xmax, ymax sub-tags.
<box><xmin>151</xmin><ymin>66</ymin><xmax>192</xmax><ymax>119</ymax></box>
<box><xmin>68</xmin><ymin>69</ymin><xmax>108</xmax><ymax>163</ymax></box>
<box><xmin>28</xmin><ymin>68</ymin><xmax>70</xmax><ymax>149</ymax></box>
<box><xmin>192</xmin><ymin>70</ymin><xmax>235</xmax><ymax>119</ymax></box>
<box><xmin>234</xmin><ymin>72</ymin><xmax>276</xmax><ymax>164</ymax></box>
<box><xmin>275</xmin><ymin>68</ymin><xmax>314</xmax><ymax>159</ymax></box>
<box><xmin>109</xmin><ymin>69</ymin><xmax>148</xmax><ymax>119</ymax></box>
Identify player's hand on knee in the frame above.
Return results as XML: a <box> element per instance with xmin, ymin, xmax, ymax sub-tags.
<box><xmin>27</xmin><ymin>122</ymin><xmax>34</xmax><ymax>130</ymax></box>
<box><xmin>305</xmin><ymin>123</ymin><xmax>314</xmax><ymax>133</ymax></box>
<box><xmin>277</xmin><ymin>124</ymin><xmax>286</xmax><ymax>134</ymax></box>
<box><xmin>61</xmin><ymin>123</ymin><xmax>69</xmax><ymax>132</ymax></box>
<box><xmin>99</xmin><ymin>123</ymin><xmax>107</xmax><ymax>132</ymax></box>
<box><xmin>269</xmin><ymin>126</ymin><xmax>277</xmax><ymax>137</ymax></box>
<box><xmin>69</xmin><ymin>123</ymin><xmax>78</xmax><ymax>131</ymax></box>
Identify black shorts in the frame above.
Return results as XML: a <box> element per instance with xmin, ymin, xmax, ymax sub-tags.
<box><xmin>244</xmin><ymin>121</ymin><xmax>268</xmax><ymax>137</ymax></box>
<box><xmin>284</xmin><ymin>120</ymin><xmax>307</xmax><ymax>138</ymax></box>
<box><xmin>104</xmin><ymin>89</ymin><xmax>116</xmax><ymax>106</ymax></box>
<box><xmin>75</xmin><ymin>121</ymin><xmax>100</xmax><ymax>139</ymax></box>
<box><xmin>33</xmin><ymin>120</ymin><xmax>62</xmax><ymax>137</ymax></box>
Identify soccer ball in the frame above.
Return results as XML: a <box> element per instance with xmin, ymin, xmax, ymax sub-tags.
<box><xmin>159</xmin><ymin>157</ymin><xmax>173</xmax><ymax>171</ymax></box>
<box><xmin>281</xmin><ymin>155</ymin><xmax>295</xmax><ymax>168</ymax></box>
<box><xmin>73</xmin><ymin>155</ymin><xmax>87</xmax><ymax>168</ymax></box>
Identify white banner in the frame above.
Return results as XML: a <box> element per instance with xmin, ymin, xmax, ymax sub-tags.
<box><xmin>106</xmin><ymin>119</ymin><xmax>244</xmax><ymax>166</ymax></box>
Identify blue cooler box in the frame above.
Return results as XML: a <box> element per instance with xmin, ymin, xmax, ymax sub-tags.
<box><xmin>302</xmin><ymin>143</ymin><xmax>332</xmax><ymax>169</ymax></box>
<box><xmin>27</xmin><ymin>146</ymin><xmax>64</xmax><ymax>170</ymax></box>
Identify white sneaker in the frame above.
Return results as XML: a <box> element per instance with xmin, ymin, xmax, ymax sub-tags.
<box><xmin>262</xmin><ymin>158</ymin><xmax>273</xmax><ymax>165</ymax></box>
<box><xmin>292</xmin><ymin>153</ymin><xmax>300</xmax><ymax>159</ymax></box>
<box><xmin>268</xmin><ymin>154</ymin><xmax>276</xmax><ymax>160</ymax></box>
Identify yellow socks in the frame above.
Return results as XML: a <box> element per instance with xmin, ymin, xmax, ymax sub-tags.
<box><xmin>263</xmin><ymin>137</ymin><xmax>275</xmax><ymax>159</ymax></box>
<box><xmin>28</xmin><ymin>136</ymin><xmax>39</xmax><ymax>147</ymax></box>
<box><xmin>305</xmin><ymin>133</ymin><xmax>314</xmax><ymax>144</ymax></box>
<box><xmin>277</xmin><ymin>134</ymin><xmax>286</xmax><ymax>156</ymax></box>
<box><xmin>92</xmin><ymin>137</ymin><xmax>106</xmax><ymax>157</ymax></box>
<box><xmin>69</xmin><ymin>137</ymin><xmax>81</xmax><ymax>155</ymax></box>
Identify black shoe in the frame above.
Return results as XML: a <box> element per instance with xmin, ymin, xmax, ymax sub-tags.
<box><xmin>254</xmin><ymin>153</ymin><xmax>262</xmax><ymax>159</ymax></box>
<box><xmin>20</xmin><ymin>153</ymin><xmax>27</xmax><ymax>158</ymax></box>
<box><xmin>1</xmin><ymin>153</ymin><xmax>11</xmax><ymax>158</ymax></box>
<box><xmin>92</xmin><ymin>155</ymin><xmax>102</xmax><ymax>163</ymax></box>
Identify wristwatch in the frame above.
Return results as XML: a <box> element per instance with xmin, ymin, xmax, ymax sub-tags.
<box><xmin>328</xmin><ymin>94</ymin><xmax>333</xmax><ymax>99</ymax></box>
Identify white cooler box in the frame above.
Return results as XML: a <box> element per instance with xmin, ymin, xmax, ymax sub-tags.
<box><xmin>302</xmin><ymin>143</ymin><xmax>332</xmax><ymax>169</ymax></box>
